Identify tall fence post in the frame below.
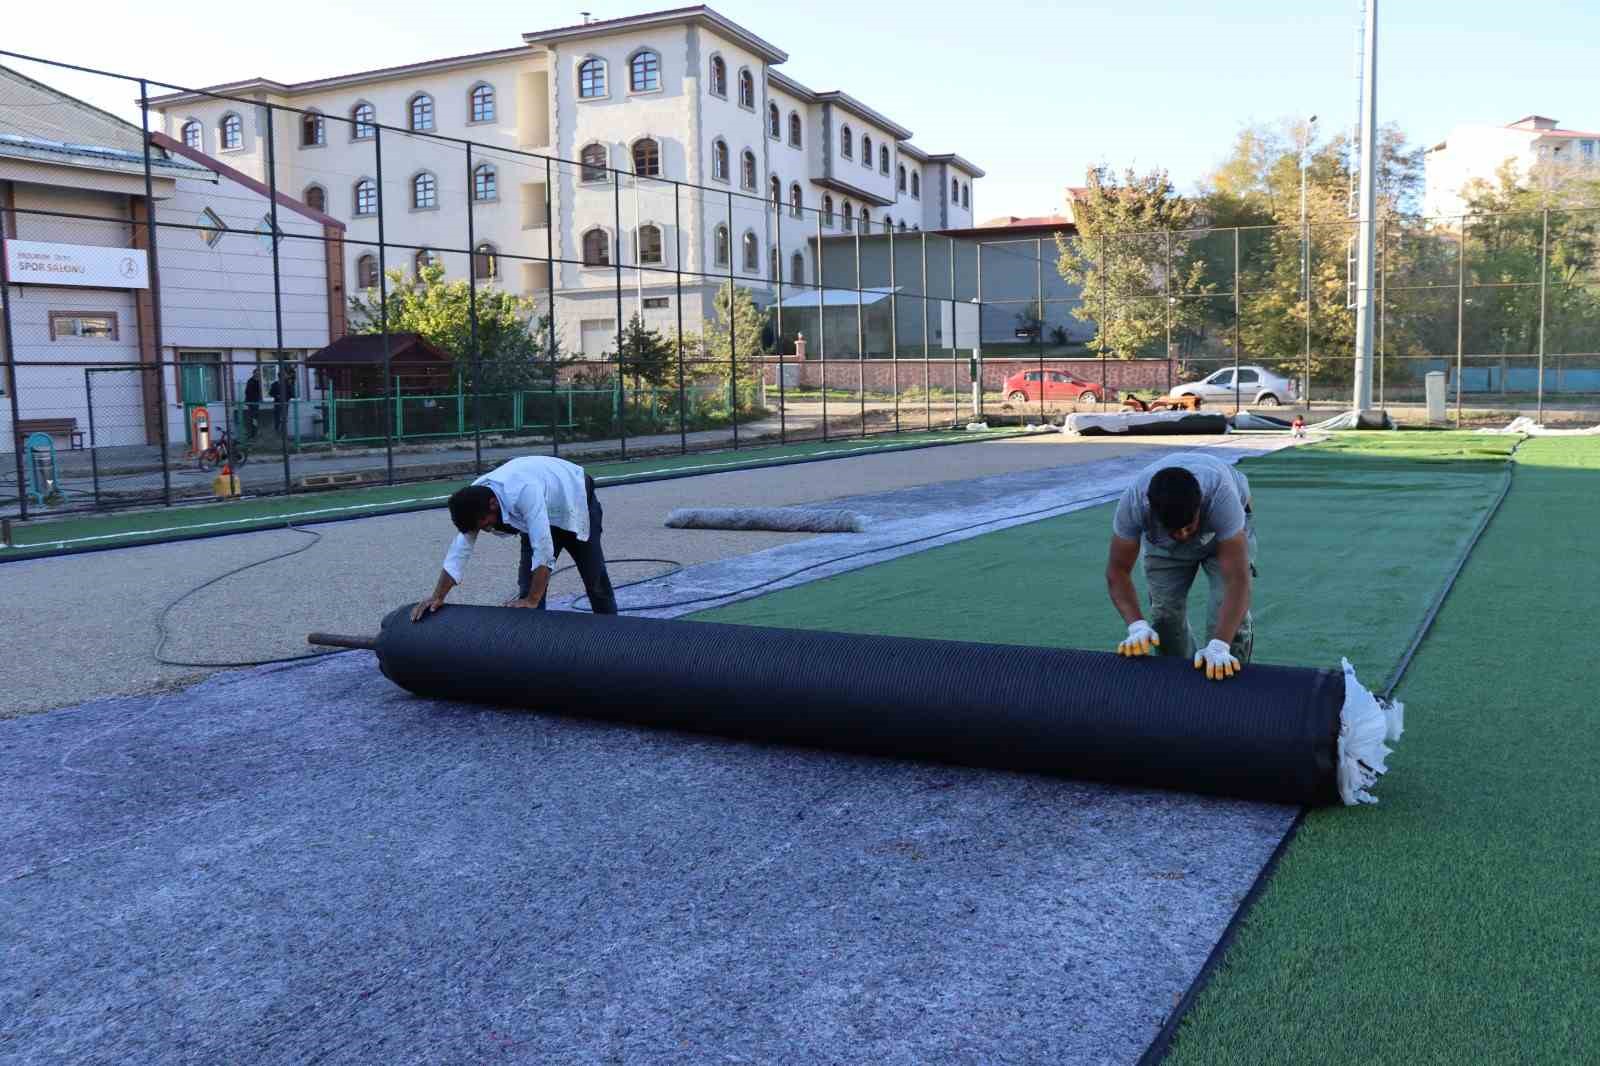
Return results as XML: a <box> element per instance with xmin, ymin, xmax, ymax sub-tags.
<box><xmin>1303</xmin><ymin>221</ymin><xmax>1312</xmax><ymax>408</ymax></box>
<box><xmin>1166</xmin><ymin>229</ymin><xmax>1175</xmax><ymax>397</ymax></box>
<box><xmin>1537</xmin><ymin>206</ymin><xmax>1549</xmax><ymax>423</ymax></box>
<box><xmin>465</xmin><ymin>143</ymin><xmax>482</xmax><ymax>473</ymax></box>
<box><xmin>1378</xmin><ymin>216</ymin><xmax>1387</xmax><ymax>410</ymax></box>
<box><xmin>674</xmin><ymin>182</ymin><xmax>686</xmax><ymax>453</ymax></box>
<box><xmin>855</xmin><ymin>216</ymin><xmax>865</xmax><ymax>437</ymax></box>
<box><xmin>1099</xmin><ymin>235</ymin><xmax>1108</xmax><ymax>409</ymax></box>
<box><xmin>889</xmin><ymin>222</ymin><xmax>899</xmax><ymax>434</ymax></box>
<box><xmin>138</xmin><ymin>79</ymin><xmax>173</xmax><ymax>506</ymax></box>
<box><xmin>774</xmin><ymin>187</ymin><xmax>786</xmax><ymax>445</ymax></box>
<box><xmin>614</xmin><ymin>173</ymin><xmax>627</xmax><ymax>460</ymax></box>
<box><xmin>545</xmin><ymin>158</ymin><xmax>558</xmax><ymax>457</ymax></box>
<box><xmin>374</xmin><ymin>126</ymin><xmax>394</xmax><ymax>483</ymax></box>
<box><xmin>816</xmin><ymin>207</ymin><xmax>827</xmax><ymax>441</ymax></box>
<box><xmin>920</xmin><ymin>229</ymin><xmax>930</xmax><ymax>430</ymax></box>
<box><xmin>1035</xmin><ymin>236</ymin><xmax>1045</xmax><ymax>424</ymax></box>
<box><xmin>1232</xmin><ymin>227</ymin><xmax>1242</xmax><ymax>413</ymax></box>
<box><xmin>0</xmin><ymin>224</ymin><xmax>25</xmax><ymax>520</ymax></box>
<box><xmin>1455</xmin><ymin>214</ymin><xmax>1466</xmax><ymax>426</ymax></box>
<box><xmin>727</xmin><ymin>190</ymin><xmax>738</xmax><ymax>448</ymax></box>
<box><xmin>263</xmin><ymin>102</ymin><xmax>292</xmax><ymax>496</ymax></box>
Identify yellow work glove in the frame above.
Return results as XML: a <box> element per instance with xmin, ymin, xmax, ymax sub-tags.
<box><xmin>1117</xmin><ymin>619</ymin><xmax>1161</xmax><ymax>657</ymax></box>
<box><xmin>1194</xmin><ymin>639</ymin><xmax>1242</xmax><ymax>681</ymax></box>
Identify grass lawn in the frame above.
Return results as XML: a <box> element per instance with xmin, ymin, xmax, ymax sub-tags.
<box><xmin>0</xmin><ymin>427</ymin><xmax>1026</xmax><ymax>560</ymax></box>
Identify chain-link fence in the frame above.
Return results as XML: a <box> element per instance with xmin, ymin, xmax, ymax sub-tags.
<box><xmin>4</xmin><ymin>48</ymin><xmax>1598</xmax><ymax>519</ymax></box>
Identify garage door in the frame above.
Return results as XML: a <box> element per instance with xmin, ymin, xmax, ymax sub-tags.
<box><xmin>579</xmin><ymin>318</ymin><xmax>617</xmax><ymax>358</ymax></box>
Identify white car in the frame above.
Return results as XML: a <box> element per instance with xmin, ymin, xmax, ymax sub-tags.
<box><xmin>1169</xmin><ymin>365</ymin><xmax>1298</xmax><ymax>407</ymax></box>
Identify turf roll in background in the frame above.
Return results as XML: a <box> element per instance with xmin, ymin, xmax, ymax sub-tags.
<box><xmin>1063</xmin><ymin>412</ymin><xmax>1230</xmax><ymax>436</ymax></box>
<box><xmin>375</xmin><ymin>606</ymin><xmax>1398</xmax><ymax>806</ymax></box>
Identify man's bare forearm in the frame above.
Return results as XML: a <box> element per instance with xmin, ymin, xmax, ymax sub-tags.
<box><xmin>431</xmin><ymin>570</ymin><xmax>457</xmax><ymax>601</ymax></box>
<box><xmin>1107</xmin><ymin>567</ymin><xmax>1144</xmax><ymax>625</ymax></box>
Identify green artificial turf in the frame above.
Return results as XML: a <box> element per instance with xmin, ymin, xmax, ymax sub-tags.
<box><xmin>0</xmin><ymin>427</ymin><xmax>1023</xmax><ymax>560</ymax></box>
<box><xmin>695</xmin><ymin>434</ymin><xmax>1516</xmax><ymax>681</ymax></box>
<box><xmin>1163</xmin><ymin>436</ymin><xmax>1600</xmax><ymax>1066</ymax></box>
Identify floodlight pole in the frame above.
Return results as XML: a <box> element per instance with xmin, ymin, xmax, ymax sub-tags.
<box><xmin>1351</xmin><ymin>0</ymin><xmax>1379</xmax><ymax>412</ymax></box>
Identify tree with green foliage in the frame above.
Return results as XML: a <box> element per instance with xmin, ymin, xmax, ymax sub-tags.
<box><xmin>1055</xmin><ymin>166</ymin><xmax>1214</xmax><ymax>361</ymax></box>
<box><xmin>619</xmin><ymin>312</ymin><xmax>676</xmax><ymax>389</ymax></box>
<box><xmin>677</xmin><ymin>282</ymin><xmax>766</xmax><ymax>411</ymax></box>
<box><xmin>347</xmin><ymin>263</ymin><xmax>561</xmax><ymax>390</ymax></box>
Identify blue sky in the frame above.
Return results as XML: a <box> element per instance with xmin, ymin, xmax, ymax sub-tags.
<box><xmin>7</xmin><ymin>0</ymin><xmax>1598</xmax><ymax>217</ymax></box>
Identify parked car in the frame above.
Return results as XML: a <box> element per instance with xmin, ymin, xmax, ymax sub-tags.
<box><xmin>1003</xmin><ymin>369</ymin><xmax>1118</xmax><ymax>406</ymax></box>
<box><xmin>1168</xmin><ymin>365</ymin><xmax>1297</xmax><ymax>407</ymax></box>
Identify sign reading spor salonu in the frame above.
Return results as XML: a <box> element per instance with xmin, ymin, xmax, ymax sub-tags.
<box><xmin>3</xmin><ymin>240</ymin><xmax>149</xmax><ymax>289</ymax></box>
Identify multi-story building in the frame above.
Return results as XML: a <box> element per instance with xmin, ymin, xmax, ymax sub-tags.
<box><xmin>149</xmin><ymin>5</ymin><xmax>984</xmax><ymax>356</ymax></box>
<box><xmin>1424</xmin><ymin>115</ymin><xmax>1600</xmax><ymax>218</ymax></box>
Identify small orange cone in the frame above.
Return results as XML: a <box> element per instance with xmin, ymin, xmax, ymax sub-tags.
<box><xmin>213</xmin><ymin>462</ymin><xmax>241</xmax><ymax>499</ymax></box>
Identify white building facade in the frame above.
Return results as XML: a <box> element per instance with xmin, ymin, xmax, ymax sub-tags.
<box><xmin>149</xmin><ymin>5</ymin><xmax>983</xmax><ymax>357</ymax></box>
<box><xmin>1424</xmin><ymin>115</ymin><xmax>1600</xmax><ymax>218</ymax></box>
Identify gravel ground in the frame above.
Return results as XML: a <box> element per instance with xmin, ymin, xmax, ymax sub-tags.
<box><xmin>1</xmin><ymin>435</ymin><xmax>1162</xmax><ymax>719</ymax></box>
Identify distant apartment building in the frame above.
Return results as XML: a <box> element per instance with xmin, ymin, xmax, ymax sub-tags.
<box><xmin>1424</xmin><ymin>115</ymin><xmax>1600</xmax><ymax>218</ymax></box>
<box><xmin>1</xmin><ymin>64</ymin><xmax>341</xmax><ymax>452</ymax></box>
<box><xmin>149</xmin><ymin>5</ymin><xmax>984</xmax><ymax>356</ymax></box>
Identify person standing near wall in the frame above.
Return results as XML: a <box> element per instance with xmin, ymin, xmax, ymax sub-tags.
<box><xmin>244</xmin><ymin>370</ymin><xmax>262</xmax><ymax>440</ymax></box>
<box><xmin>269</xmin><ymin>373</ymin><xmax>287</xmax><ymax>436</ymax></box>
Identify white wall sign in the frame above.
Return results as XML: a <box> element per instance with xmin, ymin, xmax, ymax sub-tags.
<box><xmin>3</xmin><ymin>240</ymin><xmax>149</xmax><ymax>289</ymax></box>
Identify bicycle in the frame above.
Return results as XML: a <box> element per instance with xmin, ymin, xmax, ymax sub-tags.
<box><xmin>197</xmin><ymin>427</ymin><xmax>249</xmax><ymax>472</ymax></box>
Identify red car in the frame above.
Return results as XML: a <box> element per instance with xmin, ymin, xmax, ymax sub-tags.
<box><xmin>1003</xmin><ymin>369</ymin><xmax>1117</xmax><ymax>406</ymax></box>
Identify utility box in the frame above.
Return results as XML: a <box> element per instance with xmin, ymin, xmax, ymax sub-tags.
<box><xmin>1425</xmin><ymin>371</ymin><xmax>1447</xmax><ymax>423</ymax></box>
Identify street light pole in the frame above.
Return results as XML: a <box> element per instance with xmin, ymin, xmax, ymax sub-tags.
<box><xmin>1301</xmin><ymin>114</ymin><xmax>1317</xmax><ymax>412</ymax></box>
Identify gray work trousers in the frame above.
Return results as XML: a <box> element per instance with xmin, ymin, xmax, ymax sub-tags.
<box><xmin>1143</xmin><ymin>518</ymin><xmax>1256</xmax><ymax>663</ymax></box>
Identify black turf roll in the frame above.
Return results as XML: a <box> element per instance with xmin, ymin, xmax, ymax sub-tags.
<box><xmin>1073</xmin><ymin>413</ymin><xmax>1230</xmax><ymax>436</ymax></box>
<box><xmin>378</xmin><ymin>605</ymin><xmax>1344</xmax><ymax>806</ymax></box>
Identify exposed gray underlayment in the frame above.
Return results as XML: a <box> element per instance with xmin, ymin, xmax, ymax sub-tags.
<box><xmin>2</xmin><ymin>436</ymin><xmax>1303</xmax><ymax>1065</ymax></box>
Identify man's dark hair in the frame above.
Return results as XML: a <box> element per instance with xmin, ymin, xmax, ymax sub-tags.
<box><xmin>1148</xmin><ymin>467</ymin><xmax>1202</xmax><ymax>532</ymax></box>
<box><xmin>449</xmin><ymin>484</ymin><xmax>495</xmax><ymax>534</ymax></box>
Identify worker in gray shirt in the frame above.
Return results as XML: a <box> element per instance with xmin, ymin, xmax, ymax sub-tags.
<box><xmin>1105</xmin><ymin>453</ymin><xmax>1256</xmax><ymax>680</ymax></box>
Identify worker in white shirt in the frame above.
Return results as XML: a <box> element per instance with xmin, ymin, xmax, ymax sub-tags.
<box><xmin>410</xmin><ymin>455</ymin><xmax>618</xmax><ymax>621</ymax></box>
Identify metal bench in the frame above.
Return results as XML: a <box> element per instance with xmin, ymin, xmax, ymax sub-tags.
<box><xmin>16</xmin><ymin>417</ymin><xmax>85</xmax><ymax>450</ymax></box>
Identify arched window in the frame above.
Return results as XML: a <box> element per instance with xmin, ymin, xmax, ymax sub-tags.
<box><xmin>742</xmin><ymin>231</ymin><xmax>759</xmax><ymax>272</ymax></box>
<box><xmin>473</xmin><ymin>163</ymin><xmax>497</xmax><ymax>201</ymax></box>
<box><xmin>740</xmin><ymin>149</ymin><xmax>756</xmax><ymax>190</ymax></box>
<box><xmin>303</xmin><ymin>185</ymin><xmax>326</xmax><ymax>212</ymax></box>
<box><xmin>300</xmin><ymin>111</ymin><xmax>325</xmax><ymax>147</ymax></box>
<box><xmin>582</xmin><ymin>228</ymin><xmax>610</xmax><ymax>266</ymax></box>
<box><xmin>770</xmin><ymin>175</ymin><xmax>782</xmax><ymax>205</ymax></box>
<box><xmin>842</xmin><ymin>199</ymin><xmax>854</xmax><ymax>231</ymax></box>
<box><xmin>709</xmin><ymin>56</ymin><xmax>727</xmax><ymax>97</ymax></box>
<box><xmin>181</xmin><ymin>120</ymin><xmax>201</xmax><ymax>150</ymax></box>
<box><xmin>353</xmin><ymin>178</ymin><xmax>377</xmax><ymax>216</ymax></box>
<box><xmin>632</xmin><ymin>138</ymin><xmax>660</xmax><ymax>177</ymax></box>
<box><xmin>581</xmin><ymin>142</ymin><xmax>608</xmax><ymax>182</ymax></box>
<box><xmin>840</xmin><ymin>125</ymin><xmax>852</xmax><ymax>159</ymax></box>
<box><xmin>862</xmin><ymin>135</ymin><xmax>872</xmax><ymax>168</ymax></box>
<box><xmin>630</xmin><ymin>50</ymin><xmax>659</xmax><ymax>93</ymax></box>
<box><xmin>961</xmin><ymin>183</ymin><xmax>969</xmax><ymax>209</ymax></box>
<box><xmin>713</xmin><ymin>224</ymin><xmax>730</xmax><ymax>267</ymax></box>
<box><xmin>473</xmin><ymin>242</ymin><xmax>498</xmax><ymax>280</ymax></box>
<box><xmin>880</xmin><ymin>145</ymin><xmax>889</xmax><ymax>174</ymax></box>
<box><xmin>470</xmin><ymin>83</ymin><xmax>495</xmax><ymax>122</ymax></box>
<box><xmin>897</xmin><ymin>165</ymin><xmax>907</xmax><ymax>192</ymax></box>
<box><xmin>711</xmin><ymin>139</ymin><xmax>729</xmax><ymax>182</ymax></box>
<box><xmin>637</xmin><ymin>224</ymin><xmax>663</xmax><ymax>265</ymax></box>
<box><xmin>738</xmin><ymin>69</ymin><xmax>754</xmax><ymax>109</ymax></box>
<box><xmin>579</xmin><ymin>57</ymin><xmax>607</xmax><ymax>99</ymax></box>
<box><xmin>951</xmin><ymin>177</ymin><xmax>959</xmax><ymax>203</ymax></box>
<box><xmin>219</xmin><ymin>113</ymin><xmax>242</xmax><ymax>151</ymax></box>
<box><xmin>768</xmin><ymin>103</ymin><xmax>780</xmax><ymax>139</ymax></box>
<box><xmin>788</xmin><ymin>112</ymin><xmax>802</xmax><ymax>148</ymax></box>
<box><xmin>414</xmin><ymin>248</ymin><xmax>437</xmax><ymax>274</ymax></box>
<box><xmin>351</xmin><ymin>102</ymin><xmax>375</xmax><ymax>140</ymax></box>
<box><xmin>356</xmin><ymin>254</ymin><xmax>378</xmax><ymax>289</ymax></box>
<box><xmin>860</xmin><ymin>205</ymin><xmax>870</xmax><ymax>231</ymax></box>
<box><xmin>412</xmin><ymin>172</ymin><xmax>437</xmax><ymax>210</ymax></box>
<box><xmin>823</xmin><ymin>195</ymin><xmax>834</xmax><ymax>226</ymax></box>
<box><xmin>911</xmin><ymin>171</ymin><xmax>920</xmax><ymax>198</ymax></box>
<box><xmin>409</xmin><ymin>94</ymin><xmax>434</xmax><ymax>131</ymax></box>
<box><xmin>791</xmin><ymin>251</ymin><xmax>805</xmax><ymax>285</ymax></box>
<box><xmin>789</xmin><ymin>183</ymin><xmax>802</xmax><ymax>218</ymax></box>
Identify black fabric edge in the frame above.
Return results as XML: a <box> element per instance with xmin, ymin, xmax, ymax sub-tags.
<box><xmin>1136</xmin><ymin>439</ymin><xmax>1523</xmax><ymax>1066</ymax></box>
